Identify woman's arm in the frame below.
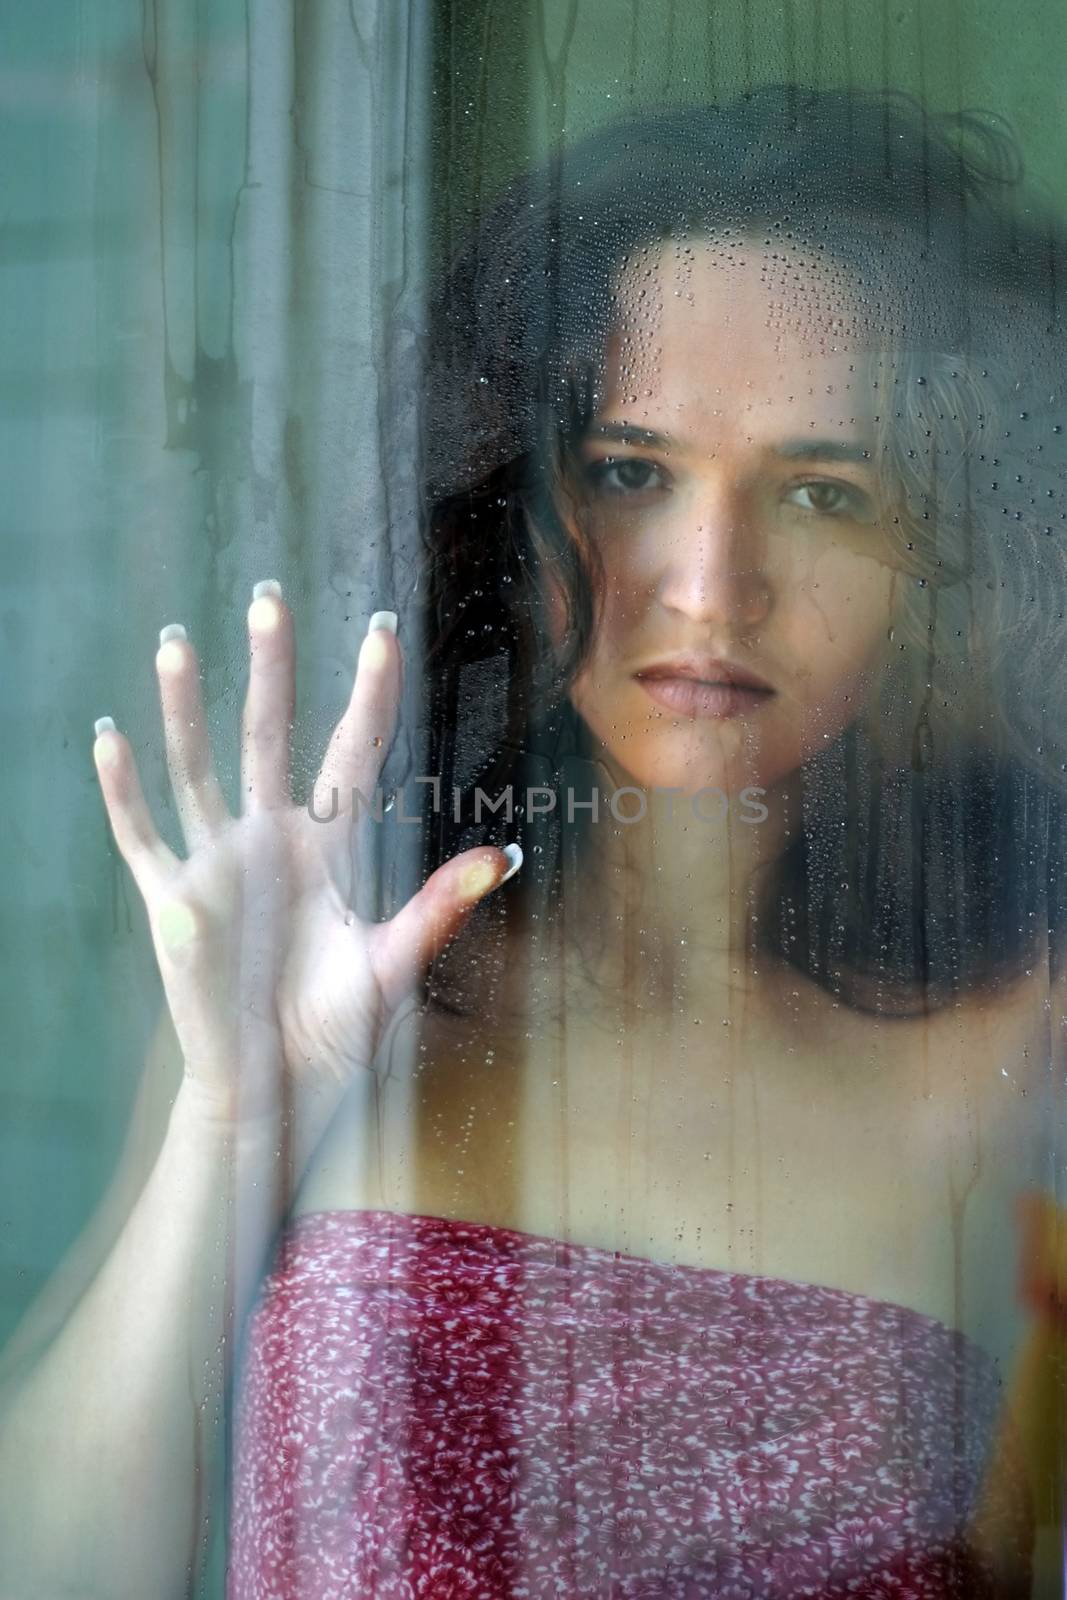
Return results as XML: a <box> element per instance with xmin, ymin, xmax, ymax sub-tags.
<box><xmin>0</xmin><ymin>1082</ymin><xmax>286</xmax><ymax>1600</ymax></box>
<box><xmin>0</xmin><ymin>1008</ymin><xmax>182</xmax><ymax>1394</ymax></box>
<box><xmin>969</xmin><ymin>1192</ymin><xmax>1067</xmax><ymax>1599</ymax></box>
<box><xmin>0</xmin><ymin>593</ymin><xmax>518</xmax><ymax>1600</ymax></box>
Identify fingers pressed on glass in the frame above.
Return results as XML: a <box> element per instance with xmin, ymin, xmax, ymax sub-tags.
<box><xmin>92</xmin><ymin>722</ymin><xmax>180</xmax><ymax>900</ymax></box>
<box><xmin>374</xmin><ymin>845</ymin><xmax>519</xmax><ymax>1013</ymax></box>
<box><xmin>241</xmin><ymin>584</ymin><xmax>295</xmax><ymax>813</ymax></box>
<box><xmin>312</xmin><ymin>613</ymin><xmax>400</xmax><ymax>820</ymax></box>
<box><xmin>155</xmin><ymin>627</ymin><xmax>230</xmax><ymax>850</ymax></box>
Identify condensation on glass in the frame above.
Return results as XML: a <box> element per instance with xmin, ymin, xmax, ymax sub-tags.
<box><xmin>0</xmin><ymin>4</ymin><xmax>1065</xmax><ymax>1598</ymax></box>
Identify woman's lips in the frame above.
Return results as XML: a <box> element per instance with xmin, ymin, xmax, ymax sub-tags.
<box><xmin>636</xmin><ymin>675</ymin><xmax>776</xmax><ymax>720</ymax></box>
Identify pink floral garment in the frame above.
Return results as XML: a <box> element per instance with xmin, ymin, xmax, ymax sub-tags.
<box><xmin>228</xmin><ymin>1210</ymin><xmax>1031</xmax><ymax>1599</ymax></box>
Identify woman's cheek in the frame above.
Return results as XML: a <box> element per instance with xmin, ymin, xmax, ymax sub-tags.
<box><xmin>804</xmin><ymin>556</ymin><xmax>897</xmax><ymax>666</ymax></box>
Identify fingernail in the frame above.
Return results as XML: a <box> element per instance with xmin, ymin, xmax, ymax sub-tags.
<box><xmin>359</xmin><ymin>629</ymin><xmax>390</xmax><ymax>671</ymax></box>
<box><xmin>93</xmin><ymin>717</ymin><xmax>120</xmax><ymax>766</ymax></box>
<box><xmin>498</xmin><ymin>842</ymin><xmax>523</xmax><ymax>885</ymax></box>
<box><xmin>248</xmin><ymin>595</ymin><xmax>281</xmax><ymax>632</ymax></box>
<box><xmin>368</xmin><ymin>610</ymin><xmax>398</xmax><ymax>634</ymax></box>
<box><xmin>460</xmin><ymin>859</ymin><xmax>498</xmax><ymax>901</ymax></box>
<box><xmin>157</xmin><ymin>623</ymin><xmax>188</xmax><ymax>674</ymax></box>
<box><xmin>253</xmin><ymin>580</ymin><xmax>283</xmax><ymax>600</ymax></box>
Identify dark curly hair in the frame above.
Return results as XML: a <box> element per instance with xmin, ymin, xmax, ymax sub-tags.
<box><xmin>380</xmin><ymin>83</ymin><xmax>1067</xmax><ymax>1018</ymax></box>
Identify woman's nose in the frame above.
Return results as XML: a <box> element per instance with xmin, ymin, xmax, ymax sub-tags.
<box><xmin>656</xmin><ymin>485</ymin><xmax>773</xmax><ymax>630</ymax></box>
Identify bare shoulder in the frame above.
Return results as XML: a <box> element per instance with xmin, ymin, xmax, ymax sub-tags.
<box><xmin>949</xmin><ymin>956</ymin><xmax>1067</xmax><ymax>1075</ymax></box>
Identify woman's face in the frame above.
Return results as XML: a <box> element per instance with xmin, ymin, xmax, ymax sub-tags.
<box><xmin>552</xmin><ymin>238</ymin><xmax>906</xmax><ymax>798</ymax></box>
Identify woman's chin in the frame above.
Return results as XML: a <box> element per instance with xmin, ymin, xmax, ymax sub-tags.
<box><xmin>571</xmin><ymin>706</ymin><xmax>804</xmax><ymax>799</ymax></box>
<box><xmin>593</xmin><ymin>755</ymin><xmax>783</xmax><ymax>801</ymax></box>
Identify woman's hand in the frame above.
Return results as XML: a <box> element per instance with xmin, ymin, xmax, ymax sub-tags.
<box><xmin>91</xmin><ymin>585</ymin><xmax>519</xmax><ymax>1141</ymax></box>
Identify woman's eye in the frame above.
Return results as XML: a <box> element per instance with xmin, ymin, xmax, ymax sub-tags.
<box><xmin>584</xmin><ymin>457</ymin><xmax>668</xmax><ymax>496</ymax></box>
<box><xmin>786</xmin><ymin>480</ymin><xmax>872</xmax><ymax>519</ymax></box>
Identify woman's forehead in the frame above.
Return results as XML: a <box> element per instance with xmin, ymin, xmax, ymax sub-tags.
<box><xmin>611</xmin><ymin>238</ymin><xmax>877</xmax><ymax>366</ymax></box>
<box><xmin>601</xmin><ymin>243</ymin><xmax>880</xmax><ymax>439</ymax></box>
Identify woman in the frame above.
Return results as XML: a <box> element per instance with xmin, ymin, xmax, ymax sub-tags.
<box><xmin>2</xmin><ymin>84</ymin><xmax>1066</xmax><ymax>1598</ymax></box>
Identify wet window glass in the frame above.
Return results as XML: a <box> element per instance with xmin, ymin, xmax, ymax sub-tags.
<box><xmin>2</xmin><ymin>4</ymin><xmax>1066</xmax><ymax>1597</ymax></box>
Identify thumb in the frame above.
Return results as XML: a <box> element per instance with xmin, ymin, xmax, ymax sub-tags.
<box><xmin>373</xmin><ymin>844</ymin><xmax>523</xmax><ymax>1012</ymax></box>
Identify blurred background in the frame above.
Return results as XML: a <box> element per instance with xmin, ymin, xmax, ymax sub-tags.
<box><xmin>2</xmin><ymin>0</ymin><xmax>1066</xmax><ymax>1397</ymax></box>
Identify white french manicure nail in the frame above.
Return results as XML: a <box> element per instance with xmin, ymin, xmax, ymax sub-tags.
<box><xmin>159</xmin><ymin>624</ymin><xmax>187</xmax><ymax>646</ymax></box>
<box><xmin>368</xmin><ymin>610</ymin><xmax>398</xmax><ymax>634</ymax></box>
<box><xmin>253</xmin><ymin>579</ymin><xmax>283</xmax><ymax>600</ymax></box>
<box><xmin>94</xmin><ymin>716</ymin><xmax>116</xmax><ymax>738</ymax></box>
<box><xmin>499</xmin><ymin>842</ymin><xmax>523</xmax><ymax>885</ymax></box>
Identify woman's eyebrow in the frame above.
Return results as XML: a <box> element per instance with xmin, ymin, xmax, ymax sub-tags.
<box><xmin>584</xmin><ymin>421</ymin><xmax>874</xmax><ymax>465</ymax></box>
<box><xmin>777</xmin><ymin>438</ymin><xmax>874</xmax><ymax>465</ymax></box>
<box><xmin>585</xmin><ymin>422</ymin><xmax>674</xmax><ymax>449</ymax></box>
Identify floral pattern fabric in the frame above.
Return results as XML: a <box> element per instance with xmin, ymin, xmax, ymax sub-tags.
<box><xmin>228</xmin><ymin>1209</ymin><xmax>1030</xmax><ymax>1598</ymax></box>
